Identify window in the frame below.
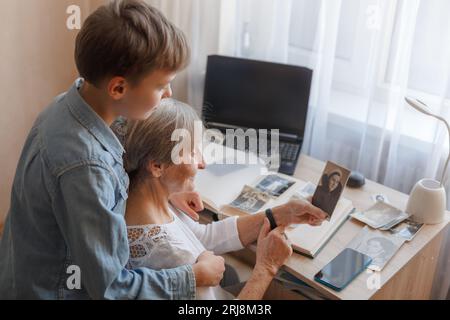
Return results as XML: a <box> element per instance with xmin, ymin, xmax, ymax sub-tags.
<box><xmin>287</xmin><ymin>0</ymin><xmax>450</xmax><ymax>144</ymax></box>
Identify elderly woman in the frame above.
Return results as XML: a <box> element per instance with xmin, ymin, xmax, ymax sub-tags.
<box><xmin>122</xmin><ymin>99</ymin><xmax>326</xmax><ymax>300</ymax></box>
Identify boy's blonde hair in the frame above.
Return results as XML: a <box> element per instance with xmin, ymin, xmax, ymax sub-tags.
<box><xmin>124</xmin><ymin>99</ymin><xmax>200</xmax><ymax>188</ymax></box>
<box><xmin>75</xmin><ymin>0</ymin><xmax>190</xmax><ymax>86</ymax></box>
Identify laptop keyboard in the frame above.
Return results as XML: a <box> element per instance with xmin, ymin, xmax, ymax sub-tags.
<box><xmin>280</xmin><ymin>141</ymin><xmax>300</xmax><ymax>161</ymax></box>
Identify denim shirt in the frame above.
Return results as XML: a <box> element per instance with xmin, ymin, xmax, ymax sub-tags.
<box><xmin>0</xmin><ymin>79</ymin><xmax>196</xmax><ymax>300</ymax></box>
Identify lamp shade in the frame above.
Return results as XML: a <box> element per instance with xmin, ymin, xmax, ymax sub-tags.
<box><xmin>406</xmin><ymin>179</ymin><xmax>446</xmax><ymax>224</ymax></box>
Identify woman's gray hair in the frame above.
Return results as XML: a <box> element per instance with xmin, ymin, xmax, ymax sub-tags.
<box><xmin>123</xmin><ymin>98</ymin><xmax>201</xmax><ymax>188</ymax></box>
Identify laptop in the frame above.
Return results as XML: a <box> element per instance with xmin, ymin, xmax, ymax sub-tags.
<box><xmin>202</xmin><ymin>55</ymin><xmax>313</xmax><ymax>176</ymax></box>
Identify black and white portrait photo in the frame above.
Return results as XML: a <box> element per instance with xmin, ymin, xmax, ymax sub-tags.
<box><xmin>347</xmin><ymin>226</ymin><xmax>405</xmax><ymax>271</ymax></box>
<box><xmin>312</xmin><ymin>161</ymin><xmax>351</xmax><ymax>220</ymax></box>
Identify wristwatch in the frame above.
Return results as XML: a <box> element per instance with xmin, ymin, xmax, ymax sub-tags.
<box><xmin>265</xmin><ymin>208</ymin><xmax>277</xmax><ymax>230</ymax></box>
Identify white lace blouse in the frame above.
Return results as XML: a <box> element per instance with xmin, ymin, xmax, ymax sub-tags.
<box><xmin>126</xmin><ymin>207</ymin><xmax>244</xmax><ymax>300</ymax></box>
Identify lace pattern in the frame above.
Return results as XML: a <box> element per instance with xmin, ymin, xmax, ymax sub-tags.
<box><xmin>127</xmin><ymin>225</ymin><xmax>169</xmax><ymax>260</ymax></box>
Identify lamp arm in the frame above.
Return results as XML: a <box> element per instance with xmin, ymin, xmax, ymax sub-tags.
<box><xmin>434</xmin><ymin>114</ymin><xmax>450</xmax><ymax>188</ymax></box>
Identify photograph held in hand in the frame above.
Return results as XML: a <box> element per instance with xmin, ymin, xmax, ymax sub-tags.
<box><xmin>312</xmin><ymin>161</ymin><xmax>351</xmax><ymax>221</ymax></box>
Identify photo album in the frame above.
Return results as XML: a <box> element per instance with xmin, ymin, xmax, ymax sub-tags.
<box><xmin>195</xmin><ymin>158</ymin><xmax>300</xmax><ymax>215</ymax></box>
<box><xmin>195</xmin><ymin>151</ymin><xmax>354</xmax><ymax>258</ymax></box>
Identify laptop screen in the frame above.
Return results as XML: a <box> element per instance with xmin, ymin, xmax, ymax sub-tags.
<box><xmin>202</xmin><ymin>55</ymin><xmax>313</xmax><ymax>138</ymax></box>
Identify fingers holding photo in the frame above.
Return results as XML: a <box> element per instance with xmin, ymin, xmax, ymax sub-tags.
<box><xmin>290</xmin><ymin>198</ymin><xmax>328</xmax><ymax>220</ymax></box>
<box><xmin>308</xmin><ymin>216</ymin><xmax>323</xmax><ymax>226</ymax></box>
<box><xmin>271</xmin><ymin>198</ymin><xmax>327</xmax><ymax>227</ymax></box>
<box><xmin>304</xmin><ymin>201</ymin><xmax>328</xmax><ymax>220</ymax></box>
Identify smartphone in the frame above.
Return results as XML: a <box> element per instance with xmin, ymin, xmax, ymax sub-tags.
<box><xmin>314</xmin><ymin>248</ymin><xmax>372</xmax><ymax>292</ymax></box>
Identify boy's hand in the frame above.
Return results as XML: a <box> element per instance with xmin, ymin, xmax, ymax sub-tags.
<box><xmin>193</xmin><ymin>251</ymin><xmax>225</xmax><ymax>287</ymax></box>
<box><xmin>169</xmin><ymin>191</ymin><xmax>204</xmax><ymax>221</ymax></box>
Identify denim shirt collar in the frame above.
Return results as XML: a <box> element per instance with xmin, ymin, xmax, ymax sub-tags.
<box><xmin>66</xmin><ymin>78</ymin><xmax>125</xmax><ymax>164</ymax></box>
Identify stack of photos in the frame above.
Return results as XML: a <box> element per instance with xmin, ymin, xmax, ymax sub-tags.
<box><xmin>346</xmin><ymin>226</ymin><xmax>405</xmax><ymax>271</ymax></box>
<box><xmin>229</xmin><ymin>175</ymin><xmax>295</xmax><ymax>213</ymax></box>
<box><xmin>351</xmin><ymin>202</ymin><xmax>409</xmax><ymax>230</ymax></box>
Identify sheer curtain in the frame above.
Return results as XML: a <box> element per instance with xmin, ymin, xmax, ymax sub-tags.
<box><xmin>148</xmin><ymin>0</ymin><xmax>450</xmax><ymax>299</ymax></box>
<box><xmin>146</xmin><ymin>0</ymin><xmax>222</xmax><ymax>112</ymax></box>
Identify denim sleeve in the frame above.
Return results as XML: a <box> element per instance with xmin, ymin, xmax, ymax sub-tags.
<box><xmin>55</xmin><ymin>163</ymin><xmax>196</xmax><ymax>300</ymax></box>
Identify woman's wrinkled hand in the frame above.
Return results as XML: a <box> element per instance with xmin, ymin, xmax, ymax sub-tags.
<box><xmin>255</xmin><ymin>218</ymin><xmax>293</xmax><ymax>277</ymax></box>
<box><xmin>271</xmin><ymin>197</ymin><xmax>327</xmax><ymax>227</ymax></box>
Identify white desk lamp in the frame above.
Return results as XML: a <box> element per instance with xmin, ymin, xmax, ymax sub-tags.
<box><xmin>404</xmin><ymin>97</ymin><xmax>449</xmax><ymax>224</ymax></box>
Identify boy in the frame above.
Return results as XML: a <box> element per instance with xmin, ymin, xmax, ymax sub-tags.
<box><xmin>0</xmin><ymin>0</ymin><xmax>224</xmax><ymax>299</ymax></box>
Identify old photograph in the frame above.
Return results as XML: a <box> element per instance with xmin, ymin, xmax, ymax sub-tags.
<box><xmin>347</xmin><ymin>226</ymin><xmax>405</xmax><ymax>271</ymax></box>
<box><xmin>390</xmin><ymin>219</ymin><xmax>424</xmax><ymax>241</ymax></box>
<box><xmin>312</xmin><ymin>161</ymin><xmax>351</xmax><ymax>220</ymax></box>
<box><xmin>229</xmin><ymin>185</ymin><xmax>272</xmax><ymax>213</ymax></box>
<box><xmin>255</xmin><ymin>174</ymin><xmax>295</xmax><ymax>197</ymax></box>
<box><xmin>351</xmin><ymin>202</ymin><xmax>409</xmax><ymax>229</ymax></box>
